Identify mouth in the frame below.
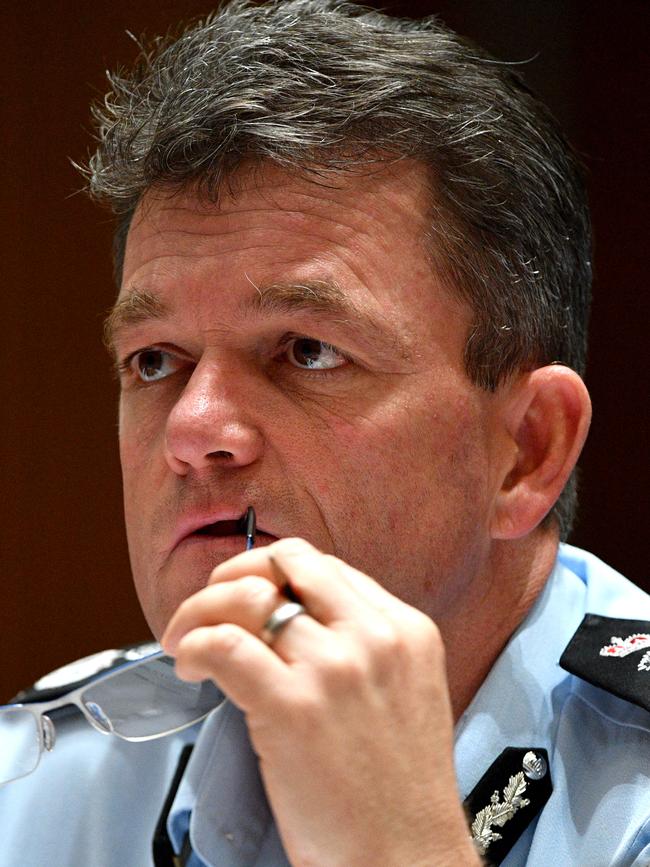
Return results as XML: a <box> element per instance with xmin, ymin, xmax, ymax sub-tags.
<box><xmin>174</xmin><ymin>506</ymin><xmax>275</xmax><ymax>550</ymax></box>
<box><xmin>193</xmin><ymin>519</ymin><xmax>245</xmax><ymax>537</ymax></box>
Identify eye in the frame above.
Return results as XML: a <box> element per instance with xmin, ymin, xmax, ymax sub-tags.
<box><xmin>285</xmin><ymin>337</ymin><xmax>348</xmax><ymax>371</ymax></box>
<box><xmin>129</xmin><ymin>349</ymin><xmax>181</xmax><ymax>383</ymax></box>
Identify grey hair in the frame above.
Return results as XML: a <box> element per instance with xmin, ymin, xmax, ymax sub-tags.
<box><xmin>86</xmin><ymin>0</ymin><xmax>591</xmax><ymax>539</ymax></box>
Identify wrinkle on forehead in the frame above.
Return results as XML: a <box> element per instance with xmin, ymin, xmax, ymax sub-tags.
<box><xmin>136</xmin><ymin>159</ymin><xmax>433</xmax><ymax>238</ymax></box>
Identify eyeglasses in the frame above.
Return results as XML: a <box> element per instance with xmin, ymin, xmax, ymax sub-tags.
<box><xmin>0</xmin><ymin>649</ymin><xmax>224</xmax><ymax>786</ymax></box>
<box><xmin>2</xmin><ymin>506</ymin><xmax>257</xmax><ymax>787</ymax></box>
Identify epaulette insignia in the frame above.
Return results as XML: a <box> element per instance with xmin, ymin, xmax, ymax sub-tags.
<box><xmin>560</xmin><ymin>614</ymin><xmax>650</xmax><ymax>713</ymax></box>
<box><xmin>11</xmin><ymin>640</ymin><xmax>159</xmax><ymax>704</ymax></box>
<box><xmin>463</xmin><ymin>747</ymin><xmax>552</xmax><ymax>865</ymax></box>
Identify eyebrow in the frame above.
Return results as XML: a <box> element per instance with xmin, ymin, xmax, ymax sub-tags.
<box><xmin>104</xmin><ymin>279</ymin><xmax>412</xmax><ymax>360</ymax></box>
<box><xmin>241</xmin><ymin>279</ymin><xmax>411</xmax><ymax>357</ymax></box>
<box><xmin>103</xmin><ymin>290</ymin><xmax>170</xmax><ymax>354</ymax></box>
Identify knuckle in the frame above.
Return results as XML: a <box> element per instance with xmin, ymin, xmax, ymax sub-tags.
<box><xmin>401</xmin><ymin>605</ymin><xmax>442</xmax><ymax>643</ymax></box>
<box><xmin>367</xmin><ymin>617</ymin><xmax>400</xmax><ymax>650</ymax></box>
<box><xmin>212</xmin><ymin>623</ymin><xmax>246</xmax><ymax>656</ymax></box>
<box><xmin>178</xmin><ymin>623</ymin><xmax>242</xmax><ymax>660</ymax></box>
<box><xmin>272</xmin><ymin>537</ymin><xmax>315</xmax><ymax>557</ymax></box>
<box><xmin>366</xmin><ymin>620</ymin><xmax>411</xmax><ymax>677</ymax></box>
<box><xmin>406</xmin><ymin>612</ymin><xmax>446</xmax><ymax>666</ymax></box>
<box><xmin>237</xmin><ymin>575</ymin><xmax>277</xmax><ymax>608</ymax></box>
<box><xmin>418</xmin><ymin>613</ymin><xmax>444</xmax><ymax>652</ymax></box>
<box><xmin>319</xmin><ymin>645</ymin><xmax>365</xmax><ymax>688</ymax></box>
<box><xmin>322</xmin><ymin>553</ymin><xmax>344</xmax><ymax>574</ymax></box>
<box><xmin>365</xmin><ymin>611</ymin><xmax>444</xmax><ymax>676</ymax></box>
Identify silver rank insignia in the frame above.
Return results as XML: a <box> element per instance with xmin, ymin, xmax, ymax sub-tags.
<box><xmin>464</xmin><ymin>747</ymin><xmax>552</xmax><ymax>866</ymax></box>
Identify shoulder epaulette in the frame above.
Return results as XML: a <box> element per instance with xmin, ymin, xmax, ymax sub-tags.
<box><xmin>11</xmin><ymin>640</ymin><xmax>159</xmax><ymax>704</ymax></box>
<box><xmin>560</xmin><ymin>614</ymin><xmax>650</xmax><ymax>714</ymax></box>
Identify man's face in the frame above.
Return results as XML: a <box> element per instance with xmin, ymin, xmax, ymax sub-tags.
<box><xmin>114</xmin><ymin>162</ymin><xmax>504</xmax><ymax>638</ymax></box>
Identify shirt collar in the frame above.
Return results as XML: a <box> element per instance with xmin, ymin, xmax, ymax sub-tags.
<box><xmin>168</xmin><ymin>700</ymin><xmax>282</xmax><ymax>866</ymax></box>
<box><xmin>453</xmin><ymin>549</ymin><xmax>587</xmax><ymax>797</ymax></box>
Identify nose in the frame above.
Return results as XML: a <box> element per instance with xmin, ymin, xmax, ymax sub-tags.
<box><xmin>164</xmin><ymin>360</ymin><xmax>264</xmax><ymax>475</ymax></box>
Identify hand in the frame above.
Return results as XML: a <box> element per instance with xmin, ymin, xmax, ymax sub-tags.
<box><xmin>162</xmin><ymin>538</ymin><xmax>480</xmax><ymax>867</ymax></box>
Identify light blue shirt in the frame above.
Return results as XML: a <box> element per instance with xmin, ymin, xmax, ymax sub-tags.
<box><xmin>2</xmin><ymin>545</ymin><xmax>650</xmax><ymax>866</ymax></box>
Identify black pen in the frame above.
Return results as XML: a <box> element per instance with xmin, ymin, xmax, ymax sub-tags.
<box><xmin>244</xmin><ymin>506</ymin><xmax>256</xmax><ymax>550</ymax></box>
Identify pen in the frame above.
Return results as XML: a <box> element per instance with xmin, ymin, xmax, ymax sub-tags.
<box><xmin>244</xmin><ymin>506</ymin><xmax>256</xmax><ymax>550</ymax></box>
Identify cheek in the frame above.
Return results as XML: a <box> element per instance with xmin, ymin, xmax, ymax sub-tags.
<box><xmin>333</xmin><ymin>385</ymin><xmax>484</xmax><ymax>471</ymax></box>
<box><xmin>118</xmin><ymin>393</ymin><xmax>166</xmax><ymax>471</ymax></box>
<box><xmin>328</xmin><ymin>390</ymin><xmax>489</xmax><ymax>526</ymax></box>
<box><xmin>118</xmin><ymin>397</ymin><xmax>169</xmax><ymax>559</ymax></box>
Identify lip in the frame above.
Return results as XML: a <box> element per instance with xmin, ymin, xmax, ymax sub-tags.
<box><xmin>176</xmin><ymin>530</ymin><xmax>277</xmax><ymax>554</ymax></box>
<box><xmin>170</xmin><ymin>507</ymin><xmax>277</xmax><ymax>553</ymax></box>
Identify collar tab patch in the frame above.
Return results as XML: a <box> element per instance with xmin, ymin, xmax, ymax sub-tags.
<box><xmin>464</xmin><ymin>746</ymin><xmax>552</xmax><ymax>865</ymax></box>
<box><xmin>560</xmin><ymin>614</ymin><xmax>650</xmax><ymax>713</ymax></box>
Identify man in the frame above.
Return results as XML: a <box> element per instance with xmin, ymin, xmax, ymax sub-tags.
<box><xmin>2</xmin><ymin>1</ymin><xmax>649</xmax><ymax>865</ymax></box>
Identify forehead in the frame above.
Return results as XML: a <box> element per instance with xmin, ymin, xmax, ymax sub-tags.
<box><xmin>116</xmin><ymin>161</ymin><xmax>468</xmax><ymax>352</ymax></box>
<box><xmin>122</xmin><ymin>160</ymin><xmax>433</xmax><ymax>281</ymax></box>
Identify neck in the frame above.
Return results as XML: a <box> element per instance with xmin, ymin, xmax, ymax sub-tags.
<box><xmin>440</xmin><ymin>530</ymin><xmax>560</xmax><ymax>721</ymax></box>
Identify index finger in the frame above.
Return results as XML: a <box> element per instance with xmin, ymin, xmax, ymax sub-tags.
<box><xmin>209</xmin><ymin>538</ymin><xmax>382</xmax><ymax>625</ymax></box>
<box><xmin>207</xmin><ymin>538</ymin><xmax>310</xmax><ymax>589</ymax></box>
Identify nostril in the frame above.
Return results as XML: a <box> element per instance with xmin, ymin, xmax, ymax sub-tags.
<box><xmin>164</xmin><ymin>407</ymin><xmax>264</xmax><ymax>472</ymax></box>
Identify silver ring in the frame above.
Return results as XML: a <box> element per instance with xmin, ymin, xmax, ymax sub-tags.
<box><xmin>261</xmin><ymin>601</ymin><xmax>307</xmax><ymax>645</ymax></box>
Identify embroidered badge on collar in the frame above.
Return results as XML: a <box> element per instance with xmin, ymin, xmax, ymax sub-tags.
<box><xmin>600</xmin><ymin>633</ymin><xmax>650</xmax><ymax>670</ymax></box>
<box><xmin>560</xmin><ymin>614</ymin><xmax>650</xmax><ymax>713</ymax></box>
<box><xmin>463</xmin><ymin>747</ymin><xmax>552</xmax><ymax>866</ymax></box>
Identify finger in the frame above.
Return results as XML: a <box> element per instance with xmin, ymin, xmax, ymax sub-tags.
<box><xmin>161</xmin><ymin>575</ymin><xmax>282</xmax><ymax>654</ymax></box>
<box><xmin>258</xmin><ymin>602</ymin><xmax>336</xmax><ymax>663</ymax></box>
<box><xmin>211</xmin><ymin>538</ymin><xmax>409</xmax><ymax>618</ymax></box>
<box><xmin>269</xmin><ymin>543</ymin><xmax>369</xmax><ymax>623</ymax></box>
<box><xmin>209</xmin><ymin>538</ymin><xmax>377</xmax><ymax>622</ymax></box>
<box><xmin>206</xmin><ymin>541</ymin><xmax>302</xmax><ymax>588</ymax></box>
<box><xmin>270</xmin><ymin>617</ymin><xmax>352</xmax><ymax>673</ymax></box>
<box><xmin>173</xmin><ymin>623</ymin><xmax>296</xmax><ymax>713</ymax></box>
<box><xmin>269</xmin><ymin>539</ymin><xmax>413</xmax><ymax>626</ymax></box>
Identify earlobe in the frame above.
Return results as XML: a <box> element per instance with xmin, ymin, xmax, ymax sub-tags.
<box><xmin>490</xmin><ymin>366</ymin><xmax>592</xmax><ymax>540</ymax></box>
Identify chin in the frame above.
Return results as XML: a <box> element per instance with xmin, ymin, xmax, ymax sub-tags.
<box><xmin>134</xmin><ymin>575</ymin><xmax>198</xmax><ymax>642</ymax></box>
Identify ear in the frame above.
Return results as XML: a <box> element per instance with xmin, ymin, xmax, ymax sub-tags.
<box><xmin>490</xmin><ymin>365</ymin><xmax>592</xmax><ymax>540</ymax></box>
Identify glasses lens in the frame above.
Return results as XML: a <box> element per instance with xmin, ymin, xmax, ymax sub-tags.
<box><xmin>80</xmin><ymin>655</ymin><xmax>223</xmax><ymax>740</ymax></box>
<box><xmin>0</xmin><ymin>708</ymin><xmax>41</xmax><ymax>785</ymax></box>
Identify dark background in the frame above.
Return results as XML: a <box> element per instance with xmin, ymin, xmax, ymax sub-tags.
<box><xmin>2</xmin><ymin>1</ymin><xmax>648</xmax><ymax>702</ymax></box>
